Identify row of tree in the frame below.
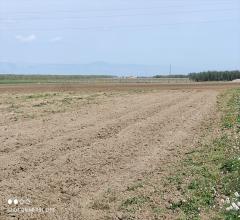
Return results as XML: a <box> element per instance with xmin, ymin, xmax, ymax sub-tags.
<box><xmin>188</xmin><ymin>71</ymin><xmax>240</xmax><ymax>82</ymax></box>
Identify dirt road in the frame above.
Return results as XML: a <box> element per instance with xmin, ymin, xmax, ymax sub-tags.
<box><xmin>0</xmin><ymin>89</ymin><xmax>218</xmax><ymax>219</ymax></box>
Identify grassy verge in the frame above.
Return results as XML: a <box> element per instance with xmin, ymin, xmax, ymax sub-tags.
<box><xmin>168</xmin><ymin>89</ymin><xmax>240</xmax><ymax>219</ymax></box>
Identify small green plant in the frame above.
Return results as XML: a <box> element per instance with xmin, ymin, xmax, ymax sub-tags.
<box><xmin>188</xmin><ymin>180</ymin><xmax>200</xmax><ymax>190</ymax></box>
<box><xmin>121</xmin><ymin>196</ymin><xmax>150</xmax><ymax>213</ymax></box>
<box><xmin>221</xmin><ymin>158</ymin><xmax>240</xmax><ymax>173</ymax></box>
<box><xmin>122</xmin><ymin>196</ymin><xmax>149</xmax><ymax>207</ymax></box>
<box><xmin>151</xmin><ymin>206</ymin><xmax>162</xmax><ymax>214</ymax></box>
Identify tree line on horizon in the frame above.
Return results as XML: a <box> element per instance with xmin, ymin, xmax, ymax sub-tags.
<box><xmin>188</xmin><ymin>71</ymin><xmax>240</xmax><ymax>82</ymax></box>
<box><xmin>154</xmin><ymin>71</ymin><xmax>240</xmax><ymax>82</ymax></box>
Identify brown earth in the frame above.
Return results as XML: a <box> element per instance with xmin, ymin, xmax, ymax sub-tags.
<box><xmin>0</xmin><ymin>81</ymin><xmax>239</xmax><ymax>94</ymax></box>
<box><xmin>0</xmin><ymin>83</ymin><xmax>238</xmax><ymax>220</ymax></box>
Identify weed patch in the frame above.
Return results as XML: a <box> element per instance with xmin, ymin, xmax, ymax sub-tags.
<box><xmin>167</xmin><ymin>89</ymin><xmax>240</xmax><ymax>219</ymax></box>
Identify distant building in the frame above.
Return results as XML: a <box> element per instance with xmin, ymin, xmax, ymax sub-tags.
<box><xmin>126</xmin><ymin>76</ymin><xmax>137</xmax><ymax>79</ymax></box>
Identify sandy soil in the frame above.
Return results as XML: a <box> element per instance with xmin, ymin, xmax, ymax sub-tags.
<box><xmin>0</xmin><ymin>85</ymin><xmax>224</xmax><ymax>219</ymax></box>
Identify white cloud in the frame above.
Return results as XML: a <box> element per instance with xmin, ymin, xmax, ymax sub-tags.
<box><xmin>49</xmin><ymin>36</ymin><xmax>62</xmax><ymax>42</ymax></box>
<box><xmin>15</xmin><ymin>34</ymin><xmax>36</xmax><ymax>43</ymax></box>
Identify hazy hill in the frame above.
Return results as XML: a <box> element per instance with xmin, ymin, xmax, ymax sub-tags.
<box><xmin>0</xmin><ymin>62</ymin><xmax>168</xmax><ymax>76</ymax></box>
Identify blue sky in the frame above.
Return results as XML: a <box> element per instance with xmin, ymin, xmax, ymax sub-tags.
<box><xmin>0</xmin><ymin>0</ymin><xmax>240</xmax><ymax>74</ymax></box>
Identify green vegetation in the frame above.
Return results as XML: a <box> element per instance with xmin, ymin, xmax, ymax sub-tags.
<box><xmin>0</xmin><ymin>74</ymin><xmax>191</xmax><ymax>84</ymax></box>
<box><xmin>168</xmin><ymin>89</ymin><xmax>240</xmax><ymax>219</ymax></box>
<box><xmin>0</xmin><ymin>74</ymin><xmax>115</xmax><ymax>84</ymax></box>
<box><xmin>121</xmin><ymin>196</ymin><xmax>150</xmax><ymax>213</ymax></box>
<box><xmin>189</xmin><ymin>71</ymin><xmax>240</xmax><ymax>82</ymax></box>
<box><xmin>1</xmin><ymin>71</ymin><xmax>240</xmax><ymax>84</ymax></box>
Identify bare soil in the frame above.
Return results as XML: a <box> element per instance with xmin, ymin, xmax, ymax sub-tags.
<box><xmin>0</xmin><ymin>83</ymin><xmax>237</xmax><ymax>219</ymax></box>
<box><xmin>0</xmin><ymin>82</ymin><xmax>239</xmax><ymax>94</ymax></box>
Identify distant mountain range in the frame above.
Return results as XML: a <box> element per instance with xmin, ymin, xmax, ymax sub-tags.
<box><xmin>0</xmin><ymin>62</ymin><xmax>170</xmax><ymax>76</ymax></box>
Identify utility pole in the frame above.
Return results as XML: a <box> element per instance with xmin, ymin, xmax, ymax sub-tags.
<box><xmin>169</xmin><ymin>64</ymin><xmax>172</xmax><ymax>75</ymax></box>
